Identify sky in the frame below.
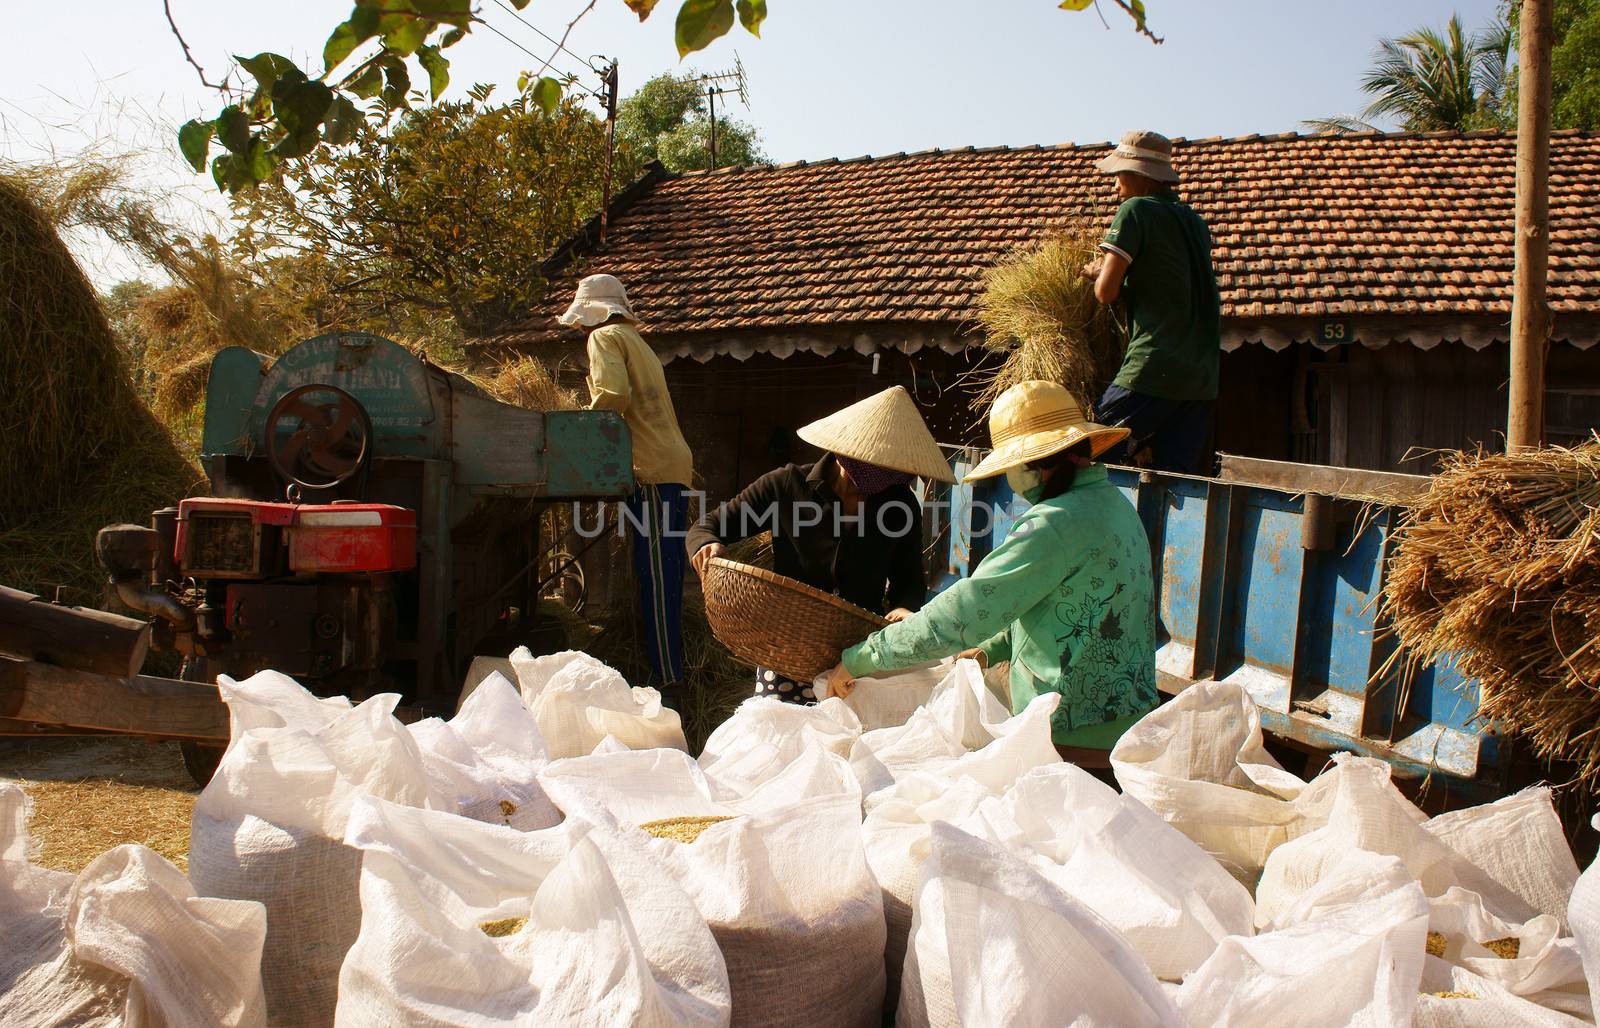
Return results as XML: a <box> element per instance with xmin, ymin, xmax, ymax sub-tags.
<box><xmin>1</xmin><ymin>0</ymin><xmax>1507</xmax><ymax>283</ymax></box>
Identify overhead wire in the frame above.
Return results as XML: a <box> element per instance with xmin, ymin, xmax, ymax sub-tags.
<box><xmin>487</xmin><ymin>0</ymin><xmax>609</xmax><ymax>74</ymax></box>
<box><xmin>476</xmin><ymin>15</ymin><xmax>604</xmax><ymax>98</ymax></box>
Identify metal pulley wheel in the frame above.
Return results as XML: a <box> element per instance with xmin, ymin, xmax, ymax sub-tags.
<box><xmin>264</xmin><ymin>384</ymin><xmax>373</xmax><ymax>491</ymax></box>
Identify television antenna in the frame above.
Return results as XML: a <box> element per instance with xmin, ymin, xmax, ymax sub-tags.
<box><xmin>693</xmin><ymin>55</ymin><xmax>750</xmax><ymax>169</ymax></box>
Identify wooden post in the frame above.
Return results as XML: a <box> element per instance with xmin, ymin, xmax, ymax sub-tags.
<box><xmin>0</xmin><ymin>585</ymin><xmax>151</xmax><ymax>679</ymax></box>
<box><xmin>1509</xmin><ymin>0</ymin><xmax>1554</xmax><ymax>452</ymax></box>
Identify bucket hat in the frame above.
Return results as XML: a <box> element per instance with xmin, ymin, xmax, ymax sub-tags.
<box><xmin>1095</xmin><ymin>129</ymin><xmax>1180</xmax><ymax>184</ymax></box>
<box><xmin>796</xmin><ymin>386</ymin><xmax>956</xmax><ymax>484</ymax></box>
<box><xmin>964</xmin><ymin>380</ymin><xmax>1130</xmax><ymax>482</ymax></box>
<box><xmin>559</xmin><ymin>274</ymin><xmax>635</xmax><ymax>328</ymax></box>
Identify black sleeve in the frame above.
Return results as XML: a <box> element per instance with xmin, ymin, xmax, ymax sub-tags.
<box><xmin>885</xmin><ymin>501</ymin><xmax>930</xmax><ymax>612</ymax></box>
<box><xmin>684</xmin><ymin>466</ymin><xmax>793</xmax><ymax>557</ymax></box>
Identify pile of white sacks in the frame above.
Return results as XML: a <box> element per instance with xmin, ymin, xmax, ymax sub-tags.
<box><xmin>7</xmin><ymin>652</ymin><xmax>1600</xmax><ymax>1027</ymax></box>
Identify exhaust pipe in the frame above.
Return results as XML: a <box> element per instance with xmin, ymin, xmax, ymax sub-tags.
<box><xmin>97</xmin><ymin>524</ymin><xmax>195</xmax><ymax>629</ymax></box>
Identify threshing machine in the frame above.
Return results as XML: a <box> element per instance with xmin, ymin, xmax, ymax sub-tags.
<box><xmin>84</xmin><ymin>332</ymin><xmax>630</xmax><ymax>780</ymax></box>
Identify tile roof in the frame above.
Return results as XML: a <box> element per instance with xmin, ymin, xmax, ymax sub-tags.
<box><xmin>486</xmin><ymin>130</ymin><xmax>1600</xmax><ymax>347</ymax></box>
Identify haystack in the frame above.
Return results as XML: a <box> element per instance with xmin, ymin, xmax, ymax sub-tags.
<box><xmin>0</xmin><ymin>175</ymin><xmax>200</xmax><ymax>602</ymax></box>
<box><xmin>967</xmin><ymin>224</ymin><xmax>1125</xmax><ymax>419</ymax></box>
<box><xmin>1381</xmin><ymin>440</ymin><xmax>1600</xmax><ymax>784</ymax></box>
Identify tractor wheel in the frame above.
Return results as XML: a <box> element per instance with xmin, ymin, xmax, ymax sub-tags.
<box><xmin>179</xmin><ymin>656</ymin><xmax>225</xmax><ymax>787</ymax></box>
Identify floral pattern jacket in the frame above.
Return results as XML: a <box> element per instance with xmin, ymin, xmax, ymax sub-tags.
<box><xmin>842</xmin><ymin>465</ymin><xmax>1158</xmax><ymax>748</ymax></box>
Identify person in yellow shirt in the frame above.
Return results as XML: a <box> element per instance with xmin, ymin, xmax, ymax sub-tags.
<box><xmin>560</xmin><ymin>274</ymin><xmax>695</xmax><ymax>708</ymax></box>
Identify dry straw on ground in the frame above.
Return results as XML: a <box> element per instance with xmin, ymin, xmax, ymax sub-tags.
<box><xmin>0</xmin><ymin>738</ymin><xmax>197</xmax><ymax>874</ymax></box>
<box><xmin>966</xmin><ymin>224</ymin><xmax>1125</xmax><ymax>419</ymax></box>
<box><xmin>1381</xmin><ymin>439</ymin><xmax>1600</xmax><ymax>785</ymax></box>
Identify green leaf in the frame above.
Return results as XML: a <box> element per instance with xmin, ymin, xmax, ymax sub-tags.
<box><xmin>211</xmin><ymin>153</ymin><xmax>231</xmax><ymax>192</ymax></box>
<box><xmin>530</xmin><ymin>76</ymin><xmax>562</xmax><ymax>115</ymax></box>
<box><xmin>272</xmin><ymin>78</ymin><xmax>334</xmax><ymax>136</ymax></box>
<box><xmin>324</xmin><ymin>7</ymin><xmax>380</xmax><ymax>72</ymax></box>
<box><xmin>418</xmin><ymin>44</ymin><xmax>450</xmax><ymax>100</ymax></box>
<box><xmin>242</xmin><ymin>136</ymin><xmax>275</xmax><ymax>181</ymax></box>
<box><xmin>322</xmin><ymin>95</ymin><xmax>362</xmax><ymax>146</ymax></box>
<box><xmin>178</xmin><ymin>119</ymin><xmax>214</xmax><ymax>173</ymax></box>
<box><xmin>412</xmin><ymin>0</ymin><xmax>471</xmax><ymax>22</ymax></box>
<box><xmin>348</xmin><ymin>64</ymin><xmax>385</xmax><ymax>99</ymax></box>
<box><xmin>625</xmin><ymin>0</ymin><xmax>661</xmax><ymax>19</ymax></box>
<box><xmin>675</xmin><ymin>0</ymin><xmax>735</xmax><ymax>57</ymax></box>
<box><xmin>381</xmin><ymin>14</ymin><xmax>430</xmax><ymax>57</ymax></box>
<box><xmin>273</xmin><ymin>128</ymin><xmax>322</xmax><ymax>160</ymax></box>
<box><xmin>381</xmin><ymin>59</ymin><xmax>413</xmax><ymax>106</ymax></box>
<box><xmin>215</xmin><ymin>105</ymin><xmax>251</xmax><ymax>153</ymax></box>
<box><xmin>736</xmin><ymin>0</ymin><xmax>765</xmax><ymax>36</ymax></box>
<box><xmin>1058</xmin><ymin>0</ymin><xmax>1093</xmax><ymax>8</ymax></box>
<box><xmin>440</xmin><ymin>26</ymin><xmax>467</xmax><ymax>48</ymax></box>
<box><xmin>236</xmin><ymin>52</ymin><xmax>297</xmax><ymax>92</ymax></box>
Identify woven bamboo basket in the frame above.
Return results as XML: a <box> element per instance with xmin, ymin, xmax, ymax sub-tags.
<box><xmin>701</xmin><ymin>558</ymin><xmax>888</xmax><ymax>681</ymax></box>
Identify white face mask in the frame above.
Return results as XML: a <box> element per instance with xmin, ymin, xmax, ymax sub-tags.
<box><xmin>1006</xmin><ymin>466</ymin><xmax>1043</xmax><ymax>496</ymax></box>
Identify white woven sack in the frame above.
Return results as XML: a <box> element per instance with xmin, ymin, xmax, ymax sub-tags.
<box><xmin>848</xmin><ymin>658</ymin><xmax>1029</xmax><ymax>804</ymax></box>
<box><xmin>1415</xmin><ymin>956</ymin><xmax>1592</xmax><ymax>1028</ymax></box>
<box><xmin>860</xmin><ymin>693</ymin><xmax>1059</xmax><ymax>1005</ymax></box>
<box><xmin>898</xmin><ymin>822</ymin><xmax>1184</xmax><ymax>1028</ymax></box>
<box><xmin>508</xmin><ymin>648</ymin><xmax>686</xmax><ymax>758</ymax></box>
<box><xmin>820</xmin><ymin>659</ymin><xmax>952</xmax><ymax>731</ymax></box>
<box><xmin>406</xmin><ymin>671</ymin><xmax>560</xmax><ymax>829</ymax></box>
<box><xmin>1110</xmin><ymin>679</ymin><xmax>1310</xmax><ymax>887</ymax></box>
<box><xmin>457</xmin><ymin>655</ymin><xmax>515</xmax><ymax>710</ymax></box>
<box><xmin>1177</xmin><ymin>851</ymin><xmax>1430</xmax><ymax>1027</ymax></box>
<box><xmin>336</xmin><ymin>796</ymin><xmax>730</xmax><ymax>1027</ymax></box>
<box><xmin>697</xmin><ymin>695</ymin><xmax>861</xmax><ymax>794</ymax></box>
<box><xmin>1570</xmin><ymin>815</ymin><xmax>1600</xmax><ymax>1019</ymax></box>
<box><xmin>1426</xmin><ymin>888</ymin><xmax>1589</xmax><ymax>1019</ymax></box>
<box><xmin>540</xmin><ymin>746</ymin><xmax>886</xmax><ymax>1027</ymax></box>
<box><xmin>957</xmin><ymin>761</ymin><xmax>1256</xmax><ymax>982</ymax></box>
<box><xmin>1426</xmin><ymin>788</ymin><xmax>1581</xmax><ymax>930</ymax></box>
<box><xmin>191</xmin><ymin>688</ymin><xmax>438</xmax><ymax>1026</ymax></box>
<box><xmin>1255</xmin><ymin>755</ymin><xmax>1541</xmax><ymax>929</ymax></box>
<box><xmin>0</xmin><ymin>784</ymin><xmax>268</xmax><ymax>1028</ymax></box>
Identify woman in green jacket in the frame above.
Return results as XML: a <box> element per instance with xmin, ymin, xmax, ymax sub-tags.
<box><xmin>828</xmin><ymin>379</ymin><xmax>1160</xmax><ymax>769</ymax></box>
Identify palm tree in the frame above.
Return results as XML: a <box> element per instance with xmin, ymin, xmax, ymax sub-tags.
<box><xmin>1307</xmin><ymin>12</ymin><xmax>1514</xmax><ymax>133</ymax></box>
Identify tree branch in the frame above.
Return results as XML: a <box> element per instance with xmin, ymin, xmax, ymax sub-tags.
<box><xmin>1102</xmin><ymin>0</ymin><xmax>1163</xmax><ymax>44</ymax></box>
<box><xmin>164</xmin><ymin>0</ymin><xmax>229</xmax><ymax>92</ymax></box>
<box><xmin>534</xmin><ymin>0</ymin><xmax>598</xmax><ymax>79</ymax></box>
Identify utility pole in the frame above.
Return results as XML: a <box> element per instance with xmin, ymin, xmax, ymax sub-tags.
<box><xmin>1508</xmin><ymin>0</ymin><xmax>1553</xmax><ymax>452</ymax></box>
<box><xmin>599</xmin><ymin>59</ymin><xmax>619</xmax><ymax>246</ymax></box>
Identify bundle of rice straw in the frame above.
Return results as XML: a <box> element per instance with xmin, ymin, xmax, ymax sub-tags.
<box><xmin>966</xmin><ymin>223</ymin><xmax>1125</xmax><ymax>418</ymax></box>
<box><xmin>1381</xmin><ymin>439</ymin><xmax>1600</xmax><ymax>784</ymax></box>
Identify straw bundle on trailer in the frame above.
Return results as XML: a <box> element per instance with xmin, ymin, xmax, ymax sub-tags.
<box><xmin>1381</xmin><ymin>440</ymin><xmax>1600</xmax><ymax>784</ymax></box>
<box><xmin>0</xmin><ymin>174</ymin><xmax>200</xmax><ymax>602</ymax></box>
<box><xmin>966</xmin><ymin>223</ymin><xmax>1125</xmax><ymax>418</ymax></box>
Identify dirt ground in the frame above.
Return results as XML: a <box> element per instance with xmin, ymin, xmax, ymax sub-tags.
<box><xmin>0</xmin><ymin>737</ymin><xmax>197</xmax><ymax>874</ymax></box>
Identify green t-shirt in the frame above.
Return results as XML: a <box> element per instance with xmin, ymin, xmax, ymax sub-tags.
<box><xmin>1101</xmin><ymin>189</ymin><xmax>1222</xmax><ymax>402</ymax></box>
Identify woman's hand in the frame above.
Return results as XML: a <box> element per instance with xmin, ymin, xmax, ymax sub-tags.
<box><xmin>956</xmin><ymin>647</ymin><xmax>989</xmax><ymax>670</ymax></box>
<box><xmin>884</xmin><ymin>607</ymin><xmax>914</xmax><ymax>623</ymax></box>
<box><xmin>825</xmin><ymin>663</ymin><xmax>856</xmax><ymax>699</ymax></box>
<box><xmin>691</xmin><ymin>542</ymin><xmax>727</xmax><ymax>577</ymax></box>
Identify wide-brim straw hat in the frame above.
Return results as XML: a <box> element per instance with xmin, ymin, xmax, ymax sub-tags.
<box><xmin>964</xmin><ymin>380</ymin><xmax>1129</xmax><ymax>482</ymax></box>
<box><xmin>796</xmin><ymin>385</ymin><xmax>956</xmax><ymax>484</ymax></box>
<box><xmin>559</xmin><ymin>273</ymin><xmax>635</xmax><ymax>328</ymax></box>
<box><xmin>1095</xmin><ymin>129</ymin><xmax>1180</xmax><ymax>184</ymax></box>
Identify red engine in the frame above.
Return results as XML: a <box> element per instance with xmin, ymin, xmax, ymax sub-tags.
<box><xmin>175</xmin><ymin>499</ymin><xmax>417</xmax><ymax>577</ymax></box>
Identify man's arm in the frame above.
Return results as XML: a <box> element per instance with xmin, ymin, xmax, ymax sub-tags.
<box><xmin>585</xmin><ymin>328</ymin><xmax>631</xmax><ymax>412</ymax></box>
<box><xmin>1092</xmin><ymin>249</ymin><xmax>1131</xmax><ymax>304</ymax></box>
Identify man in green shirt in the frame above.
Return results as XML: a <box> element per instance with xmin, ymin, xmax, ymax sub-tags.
<box><xmin>1084</xmin><ymin>129</ymin><xmax>1222</xmax><ymax>475</ymax></box>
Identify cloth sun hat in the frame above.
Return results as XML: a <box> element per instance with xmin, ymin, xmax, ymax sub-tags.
<box><xmin>796</xmin><ymin>386</ymin><xmax>956</xmax><ymax>484</ymax></box>
<box><xmin>963</xmin><ymin>380</ymin><xmax>1130</xmax><ymax>482</ymax></box>
<box><xmin>559</xmin><ymin>274</ymin><xmax>635</xmax><ymax>328</ymax></box>
<box><xmin>1095</xmin><ymin>129</ymin><xmax>1180</xmax><ymax>184</ymax></box>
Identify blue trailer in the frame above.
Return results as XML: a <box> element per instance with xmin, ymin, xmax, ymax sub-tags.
<box><xmin>934</xmin><ymin>452</ymin><xmax>1503</xmax><ymax>794</ymax></box>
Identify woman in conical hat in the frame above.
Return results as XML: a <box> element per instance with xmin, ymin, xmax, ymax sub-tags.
<box><xmin>828</xmin><ymin>380</ymin><xmax>1160</xmax><ymax>770</ymax></box>
<box><xmin>686</xmin><ymin>386</ymin><xmax>955</xmax><ymax>705</ymax></box>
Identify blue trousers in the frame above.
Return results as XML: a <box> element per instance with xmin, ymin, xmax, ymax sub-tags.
<box><xmin>1097</xmin><ymin>383</ymin><xmax>1214</xmax><ymax>475</ymax></box>
<box><xmin>626</xmin><ymin>483</ymin><xmax>687</xmax><ymax>686</ymax></box>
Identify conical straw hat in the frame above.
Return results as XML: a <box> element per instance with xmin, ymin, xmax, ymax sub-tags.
<box><xmin>796</xmin><ymin>386</ymin><xmax>955</xmax><ymax>483</ymax></box>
